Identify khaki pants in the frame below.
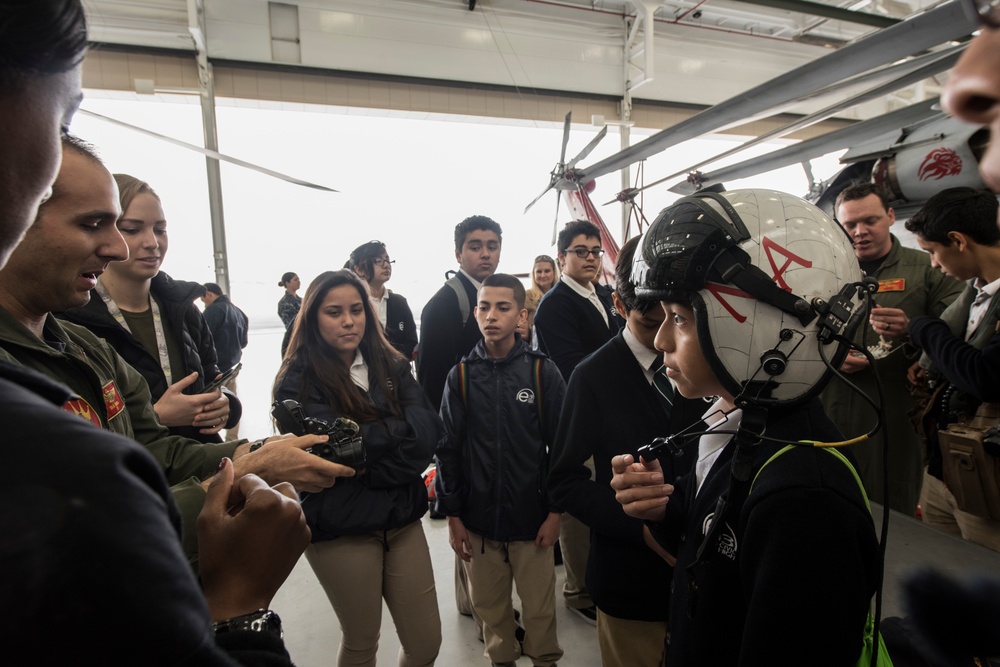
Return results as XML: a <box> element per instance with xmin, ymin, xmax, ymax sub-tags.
<box><xmin>560</xmin><ymin>513</ymin><xmax>592</xmax><ymax>610</ymax></box>
<box><xmin>305</xmin><ymin>520</ymin><xmax>442</xmax><ymax>667</ymax></box>
<box><xmin>465</xmin><ymin>530</ymin><xmax>563</xmax><ymax>667</ymax></box>
<box><xmin>561</xmin><ymin>459</ymin><xmax>594</xmax><ymax>610</ymax></box>
<box><xmin>597</xmin><ymin>610</ymin><xmax>667</xmax><ymax>667</ymax></box>
<box><xmin>920</xmin><ymin>469</ymin><xmax>1000</xmax><ymax>553</ymax></box>
<box><xmin>455</xmin><ymin>553</ymin><xmax>484</xmax><ymax>639</ymax></box>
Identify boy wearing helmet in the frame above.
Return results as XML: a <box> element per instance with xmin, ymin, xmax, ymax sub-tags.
<box><xmin>611</xmin><ymin>187</ymin><xmax>880</xmax><ymax>666</ymax></box>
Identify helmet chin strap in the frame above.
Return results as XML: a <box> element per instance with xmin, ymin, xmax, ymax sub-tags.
<box><xmin>712</xmin><ymin>246</ymin><xmax>816</xmax><ymax>326</ymax></box>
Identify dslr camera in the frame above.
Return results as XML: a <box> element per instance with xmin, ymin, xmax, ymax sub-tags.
<box><xmin>271</xmin><ymin>399</ymin><xmax>367</xmax><ymax>471</ymax></box>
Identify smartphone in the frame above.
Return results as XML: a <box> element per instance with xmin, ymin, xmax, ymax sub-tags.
<box><xmin>200</xmin><ymin>362</ymin><xmax>242</xmax><ymax>394</ymax></box>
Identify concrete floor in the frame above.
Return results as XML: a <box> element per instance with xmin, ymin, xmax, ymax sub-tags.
<box><xmin>236</xmin><ymin>326</ymin><xmax>603</xmax><ymax>667</ymax></box>
<box><xmin>232</xmin><ymin>323</ymin><xmax>1000</xmax><ymax>666</ymax></box>
<box><xmin>271</xmin><ymin>515</ymin><xmax>603</xmax><ymax>667</ymax></box>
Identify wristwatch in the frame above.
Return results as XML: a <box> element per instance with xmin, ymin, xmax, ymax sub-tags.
<box><xmin>248</xmin><ymin>437</ymin><xmax>270</xmax><ymax>453</ymax></box>
<box><xmin>212</xmin><ymin>609</ymin><xmax>283</xmax><ymax>639</ymax></box>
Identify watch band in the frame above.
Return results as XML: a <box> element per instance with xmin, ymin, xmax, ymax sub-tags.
<box><xmin>248</xmin><ymin>437</ymin><xmax>269</xmax><ymax>453</ymax></box>
<box><xmin>212</xmin><ymin>609</ymin><xmax>283</xmax><ymax>638</ymax></box>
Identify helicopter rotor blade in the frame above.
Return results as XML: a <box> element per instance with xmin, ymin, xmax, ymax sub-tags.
<box><xmin>551</xmin><ymin>191</ymin><xmax>561</xmax><ymax>246</ymax></box>
<box><xmin>559</xmin><ymin>111</ymin><xmax>572</xmax><ymax>166</ymax></box>
<box><xmin>667</xmin><ymin>98</ymin><xmax>942</xmax><ymax>194</ymax></box>
<box><xmin>647</xmin><ymin>44</ymin><xmax>964</xmax><ymax>191</ymax></box>
<box><xmin>565</xmin><ymin>125</ymin><xmax>608</xmax><ymax>171</ymax></box>
<box><xmin>525</xmin><ymin>180</ymin><xmax>557</xmax><ymax>214</ymax></box>
<box><xmin>576</xmin><ymin>0</ymin><xmax>977</xmax><ymax>183</ymax></box>
<box><xmin>79</xmin><ymin>109</ymin><xmax>338</xmax><ymax>192</ymax></box>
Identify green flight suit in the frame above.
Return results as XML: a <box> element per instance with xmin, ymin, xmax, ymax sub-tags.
<box><xmin>822</xmin><ymin>236</ymin><xmax>964</xmax><ymax>515</ymax></box>
<box><xmin>0</xmin><ymin>307</ymin><xmax>239</xmax><ymax>561</ymax></box>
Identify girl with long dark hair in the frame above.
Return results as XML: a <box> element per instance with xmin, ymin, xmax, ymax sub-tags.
<box><xmin>273</xmin><ymin>270</ymin><xmax>442</xmax><ymax>666</ymax></box>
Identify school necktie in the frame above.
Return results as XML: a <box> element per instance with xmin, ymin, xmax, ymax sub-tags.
<box><xmin>650</xmin><ymin>360</ymin><xmax>674</xmax><ymax>417</ymax></box>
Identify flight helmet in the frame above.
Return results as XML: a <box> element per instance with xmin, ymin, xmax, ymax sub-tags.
<box><xmin>632</xmin><ymin>187</ymin><xmax>868</xmax><ymax>406</ymax></box>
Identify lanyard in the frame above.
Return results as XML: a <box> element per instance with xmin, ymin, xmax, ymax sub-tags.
<box><xmin>95</xmin><ymin>280</ymin><xmax>173</xmax><ymax>385</ymax></box>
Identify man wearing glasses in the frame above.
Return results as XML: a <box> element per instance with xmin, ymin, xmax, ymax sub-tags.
<box><xmin>535</xmin><ymin>220</ymin><xmax>620</xmax><ymax>382</ymax></box>
<box><xmin>534</xmin><ymin>219</ymin><xmax>620</xmax><ymax>626</ymax></box>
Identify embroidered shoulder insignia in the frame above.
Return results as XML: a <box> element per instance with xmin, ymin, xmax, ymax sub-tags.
<box><xmin>102</xmin><ymin>380</ymin><xmax>125</xmax><ymax>421</ymax></box>
<box><xmin>63</xmin><ymin>397</ymin><xmax>101</xmax><ymax>427</ymax></box>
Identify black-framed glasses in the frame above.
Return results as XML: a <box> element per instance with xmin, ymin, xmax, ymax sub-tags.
<box><xmin>373</xmin><ymin>258</ymin><xmax>395</xmax><ymax>267</ymax></box>
<box><xmin>968</xmin><ymin>0</ymin><xmax>1000</xmax><ymax>28</ymax></box>
<box><xmin>564</xmin><ymin>247</ymin><xmax>605</xmax><ymax>259</ymax></box>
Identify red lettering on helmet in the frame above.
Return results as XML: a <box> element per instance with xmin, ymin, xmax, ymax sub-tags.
<box><xmin>762</xmin><ymin>236</ymin><xmax>812</xmax><ymax>292</ymax></box>
<box><xmin>707</xmin><ymin>237</ymin><xmax>812</xmax><ymax>321</ymax></box>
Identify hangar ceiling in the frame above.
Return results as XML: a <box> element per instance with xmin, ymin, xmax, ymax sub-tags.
<box><xmin>82</xmin><ymin>0</ymin><xmax>958</xmax><ymax>127</ymax></box>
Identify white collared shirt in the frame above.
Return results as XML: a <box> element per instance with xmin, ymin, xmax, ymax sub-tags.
<box><xmin>695</xmin><ymin>399</ymin><xmax>743</xmax><ymax>497</ymax></box>
<box><xmin>349</xmin><ymin>349</ymin><xmax>369</xmax><ymax>392</ymax></box>
<box><xmin>370</xmin><ymin>291</ymin><xmax>389</xmax><ymax>329</ymax></box>
<box><xmin>966</xmin><ymin>276</ymin><xmax>1000</xmax><ymax>340</ymax></box>
<box><xmin>623</xmin><ymin>323</ymin><xmax>659</xmax><ymax>385</ymax></box>
<box><xmin>458</xmin><ymin>268</ymin><xmax>483</xmax><ymax>292</ymax></box>
<box><xmin>561</xmin><ymin>275</ymin><xmax>609</xmax><ymax>327</ymax></box>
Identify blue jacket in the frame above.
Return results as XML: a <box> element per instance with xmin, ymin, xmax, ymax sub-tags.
<box><xmin>435</xmin><ymin>338</ymin><xmax>566</xmax><ymax>542</ymax></box>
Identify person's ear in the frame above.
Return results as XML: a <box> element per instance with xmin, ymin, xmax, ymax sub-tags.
<box><xmin>518</xmin><ymin>309</ymin><xmax>528</xmax><ymax>326</ymax></box>
<box><xmin>611</xmin><ymin>291</ymin><xmax>628</xmax><ymax>319</ymax></box>
<box><xmin>946</xmin><ymin>231</ymin><xmax>968</xmax><ymax>251</ymax></box>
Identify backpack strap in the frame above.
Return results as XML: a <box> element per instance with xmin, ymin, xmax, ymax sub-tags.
<box><xmin>751</xmin><ymin>444</ymin><xmax>870</xmax><ymax>510</ymax></box>
<box><xmin>445</xmin><ymin>274</ymin><xmax>471</xmax><ymax>325</ymax></box>
<box><xmin>532</xmin><ymin>356</ymin><xmax>544</xmax><ymax>435</ymax></box>
<box><xmin>458</xmin><ymin>361</ymin><xmax>469</xmax><ymax>408</ymax></box>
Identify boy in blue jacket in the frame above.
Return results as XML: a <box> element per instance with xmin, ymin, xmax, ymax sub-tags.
<box><xmin>436</xmin><ymin>273</ymin><xmax>565</xmax><ymax>667</ymax></box>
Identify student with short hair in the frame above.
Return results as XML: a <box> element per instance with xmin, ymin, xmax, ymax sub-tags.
<box><xmin>869</xmin><ymin>187</ymin><xmax>1000</xmax><ymax>551</ymax></box>
<box><xmin>534</xmin><ymin>219</ymin><xmax>619</xmax><ymax>623</ymax></box>
<box><xmin>611</xmin><ymin>189</ymin><xmax>880</xmax><ymax>666</ymax></box>
<box><xmin>417</xmin><ymin>215</ymin><xmax>503</xmax><ymax>409</ymax></box>
<box><xmin>548</xmin><ymin>237</ymin><xmax>703</xmax><ymax>666</ymax></box>
<box><xmin>436</xmin><ymin>273</ymin><xmax>566</xmax><ymax>667</ymax></box>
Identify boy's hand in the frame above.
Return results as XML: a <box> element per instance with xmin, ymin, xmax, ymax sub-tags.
<box><xmin>534</xmin><ymin>512</ymin><xmax>561</xmax><ymax>548</ymax></box>
<box><xmin>907</xmin><ymin>360</ymin><xmax>927</xmax><ymax>388</ymax></box>
<box><xmin>448</xmin><ymin>516</ymin><xmax>473</xmax><ymax>562</ymax></box>
<box><xmin>610</xmin><ymin>454</ymin><xmax>672</xmax><ymax>523</ymax></box>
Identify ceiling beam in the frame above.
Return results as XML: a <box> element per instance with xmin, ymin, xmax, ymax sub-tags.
<box><xmin>732</xmin><ymin>0</ymin><xmax>901</xmax><ymax>28</ymax></box>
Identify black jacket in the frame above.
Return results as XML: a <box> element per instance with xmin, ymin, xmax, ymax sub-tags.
<box><xmin>534</xmin><ymin>279</ymin><xmax>619</xmax><ymax>382</ymax></box>
<box><xmin>60</xmin><ymin>272</ymin><xmax>241</xmax><ymax>442</ymax></box>
<box><xmin>650</xmin><ymin>399</ymin><xmax>879</xmax><ymax>666</ymax></box>
<box><xmin>204</xmin><ymin>295</ymin><xmax>248</xmax><ymax>372</ymax></box>
<box><xmin>0</xmin><ymin>360</ymin><xmax>290</xmax><ymax>665</ymax></box>
<box><xmin>548</xmin><ymin>332</ymin><xmax>703</xmax><ymax>621</ymax></box>
<box><xmin>435</xmin><ymin>338</ymin><xmax>566</xmax><ymax>542</ymax></box>
<box><xmin>383</xmin><ymin>291</ymin><xmax>418</xmax><ymax>360</ymax></box>
<box><xmin>275</xmin><ymin>357</ymin><xmax>441</xmax><ymax>542</ymax></box>
<box><xmin>909</xmin><ymin>306</ymin><xmax>1000</xmax><ymax>405</ymax></box>
<box><xmin>417</xmin><ymin>271</ymin><xmax>482</xmax><ymax>409</ymax></box>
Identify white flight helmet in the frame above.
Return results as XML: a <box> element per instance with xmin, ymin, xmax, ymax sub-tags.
<box><xmin>632</xmin><ymin>187</ymin><xmax>869</xmax><ymax>406</ymax></box>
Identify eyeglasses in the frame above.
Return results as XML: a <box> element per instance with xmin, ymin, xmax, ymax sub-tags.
<box><xmin>373</xmin><ymin>258</ymin><xmax>395</xmax><ymax>267</ymax></box>
<box><xmin>968</xmin><ymin>0</ymin><xmax>1000</xmax><ymax>28</ymax></box>
<box><xmin>564</xmin><ymin>247</ymin><xmax>605</xmax><ymax>259</ymax></box>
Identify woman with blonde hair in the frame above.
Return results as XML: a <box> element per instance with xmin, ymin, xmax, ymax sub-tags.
<box><xmin>61</xmin><ymin>174</ymin><xmax>238</xmax><ymax>442</ymax></box>
<box><xmin>524</xmin><ymin>254</ymin><xmax>559</xmax><ymax>345</ymax></box>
